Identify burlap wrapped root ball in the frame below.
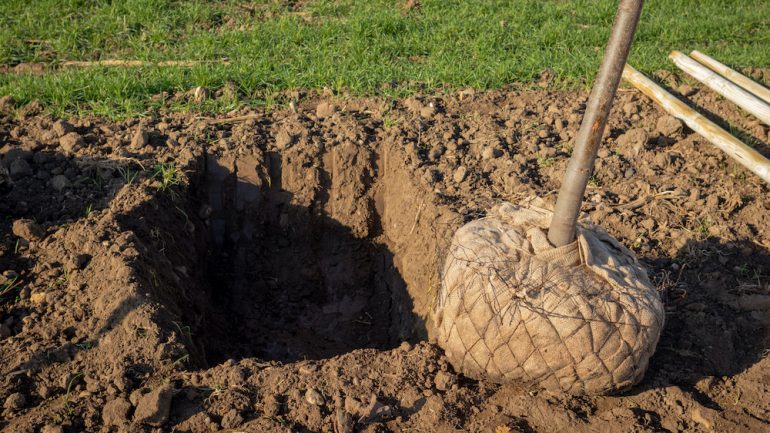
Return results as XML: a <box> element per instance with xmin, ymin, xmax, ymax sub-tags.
<box><xmin>434</xmin><ymin>202</ymin><xmax>664</xmax><ymax>395</ymax></box>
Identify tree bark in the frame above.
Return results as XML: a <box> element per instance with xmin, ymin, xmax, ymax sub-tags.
<box><xmin>547</xmin><ymin>0</ymin><xmax>644</xmax><ymax>247</ymax></box>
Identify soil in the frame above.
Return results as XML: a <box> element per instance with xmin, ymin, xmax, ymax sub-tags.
<box><xmin>1</xmin><ymin>82</ymin><xmax>770</xmax><ymax>433</ymax></box>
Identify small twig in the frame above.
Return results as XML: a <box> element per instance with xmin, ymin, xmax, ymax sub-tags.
<box><xmin>75</xmin><ymin>155</ymin><xmax>146</xmax><ymax>171</ymax></box>
<box><xmin>205</xmin><ymin>114</ymin><xmax>261</xmax><ymax>125</ymax></box>
<box><xmin>60</xmin><ymin>59</ymin><xmax>229</xmax><ymax>68</ymax></box>
<box><xmin>409</xmin><ymin>201</ymin><xmax>425</xmax><ymax>234</ymax></box>
<box><xmin>612</xmin><ymin>189</ymin><xmax>683</xmax><ymax>210</ymax></box>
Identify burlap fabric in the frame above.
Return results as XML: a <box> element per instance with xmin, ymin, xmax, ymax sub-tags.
<box><xmin>434</xmin><ymin>202</ymin><xmax>664</xmax><ymax>395</ymax></box>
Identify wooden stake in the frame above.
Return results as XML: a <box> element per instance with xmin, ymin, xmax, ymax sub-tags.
<box><xmin>623</xmin><ymin>64</ymin><xmax>770</xmax><ymax>184</ymax></box>
<box><xmin>690</xmin><ymin>50</ymin><xmax>770</xmax><ymax>104</ymax></box>
<box><xmin>669</xmin><ymin>51</ymin><xmax>770</xmax><ymax>125</ymax></box>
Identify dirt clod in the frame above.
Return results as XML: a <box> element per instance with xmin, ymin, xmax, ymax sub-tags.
<box><xmin>690</xmin><ymin>405</ymin><xmax>716</xmax><ymax>430</ymax></box>
<box><xmin>656</xmin><ymin>115</ymin><xmax>683</xmax><ymax>137</ymax></box>
<box><xmin>131</xmin><ymin>126</ymin><xmax>150</xmax><ymax>149</ymax></box>
<box><xmin>8</xmin><ymin>158</ymin><xmax>32</xmax><ymax>179</ymax></box>
<box><xmin>59</xmin><ymin>131</ymin><xmax>84</xmax><ymax>152</ymax></box>
<box><xmin>3</xmin><ymin>392</ymin><xmax>26</xmax><ymax>411</ymax></box>
<box><xmin>133</xmin><ymin>385</ymin><xmax>174</xmax><ymax>426</ymax></box>
<box><xmin>52</xmin><ymin>120</ymin><xmax>74</xmax><ymax>137</ymax></box>
<box><xmin>102</xmin><ymin>397</ymin><xmax>132</xmax><ymax>427</ymax></box>
<box><xmin>221</xmin><ymin>408</ymin><xmax>244</xmax><ymax>428</ymax></box>
<box><xmin>453</xmin><ymin>165</ymin><xmax>468</xmax><ymax>183</ymax></box>
<box><xmin>434</xmin><ymin>371</ymin><xmax>455</xmax><ymax>391</ymax></box>
<box><xmin>316</xmin><ymin>102</ymin><xmax>337</xmax><ymax>119</ymax></box>
<box><xmin>622</xmin><ymin>102</ymin><xmax>639</xmax><ymax>116</ymax></box>
<box><xmin>275</xmin><ymin>129</ymin><xmax>295</xmax><ymax>149</ymax></box>
<box><xmin>12</xmin><ymin>218</ymin><xmax>44</xmax><ymax>240</ymax></box>
<box><xmin>50</xmin><ymin>174</ymin><xmax>69</xmax><ymax>191</ymax></box>
<box><xmin>617</xmin><ymin>127</ymin><xmax>648</xmax><ymax>157</ymax></box>
<box><xmin>305</xmin><ymin>388</ymin><xmax>325</xmax><ymax>406</ymax></box>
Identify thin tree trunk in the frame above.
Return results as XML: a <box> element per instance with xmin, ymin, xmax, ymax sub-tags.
<box><xmin>547</xmin><ymin>0</ymin><xmax>644</xmax><ymax>247</ymax></box>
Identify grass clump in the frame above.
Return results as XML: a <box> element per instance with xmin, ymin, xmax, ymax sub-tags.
<box><xmin>152</xmin><ymin>163</ymin><xmax>181</xmax><ymax>192</ymax></box>
<box><xmin>0</xmin><ymin>0</ymin><xmax>768</xmax><ymax>117</ymax></box>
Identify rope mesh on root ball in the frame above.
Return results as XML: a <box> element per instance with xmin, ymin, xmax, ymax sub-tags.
<box><xmin>433</xmin><ymin>201</ymin><xmax>664</xmax><ymax>395</ymax></box>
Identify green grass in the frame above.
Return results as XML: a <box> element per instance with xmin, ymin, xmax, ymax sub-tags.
<box><xmin>152</xmin><ymin>162</ymin><xmax>181</xmax><ymax>192</ymax></box>
<box><xmin>1</xmin><ymin>0</ymin><xmax>769</xmax><ymax>117</ymax></box>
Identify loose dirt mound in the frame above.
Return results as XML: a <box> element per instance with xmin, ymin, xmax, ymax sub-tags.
<box><xmin>1</xmin><ymin>86</ymin><xmax>769</xmax><ymax>432</ymax></box>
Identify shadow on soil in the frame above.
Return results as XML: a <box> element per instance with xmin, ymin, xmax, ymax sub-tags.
<box><xmin>638</xmin><ymin>236</ymin><xmax>770</xmax><ymax>399</ymax></box>
<box><xmin>2</xmin><ymin>148</ymin><xmax>424</xmax><ymax>378</ymax></box>
<box><xmin>117</xmin><ymin>151</ymin><xmax>424</xmax><ymax>367</ymax></box>
<box><xmin>3</xmin><ymin>147</ymin><xmax>769</xmax><ymax>402</ymax></box>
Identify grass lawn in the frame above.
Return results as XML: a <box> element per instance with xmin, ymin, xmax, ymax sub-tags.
<box><xmin>1</xmin><ymin>0</ymin><xmax>769</xmax><ymax>117</ymax></box>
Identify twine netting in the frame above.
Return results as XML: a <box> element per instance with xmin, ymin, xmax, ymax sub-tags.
<box><xmin>433</xmin><ymin>202</ymin><xmax>664</xmax><ymax>395</ymax></box>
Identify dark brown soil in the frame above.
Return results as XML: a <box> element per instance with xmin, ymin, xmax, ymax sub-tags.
<box><xmin>1</xmin><ymin>84</ymin><xmax>770</xmax><ymax>433</ymax></box>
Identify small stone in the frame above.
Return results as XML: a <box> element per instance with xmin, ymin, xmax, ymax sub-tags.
<box><xmin>434</xmin><ymin>371</ymin><xmax>455</xmax><ymax>391</ymax></box>
<box><xmin>537</xmin><ymin>129</ymin><xmax>550</xmax><ymax>139</ymax></box>
<box><xmin>9</xmin><ymin>159</ymin><xmax>32</xmax><ymax>179</ymax></box>
<box><xmin>316</xmin><ymin>102</ymin><xmax>336</xmax><ymax>119</ymax></box>
<box><xmin>305</xmin><ymin>388</ymin><xmax>325</xmax><ymax>406</ymax></box>
<box><xmin>50</xmin><ymin>174</ymin><xmax>70</xmax><ymax>192</ymax></box>
<box><xmin>134</xmin><ymin>384</ymin><xmax>174</xmax><ymax>426</ymax></box>
<box><xmin>52</xmin><ymin>120</ymin><xmax>74</xmax><ymax>137</ymax></box>
<box><xmin>103</xmin><ymin>397</ymin><xmax>132</xmax><ymax>427</ymax></box>
<box><xmin>4</xmin><ymin>392</ymin><xmax>26</xmax><ymax>411</ymax></box>
<box><xmin>131</xmin><ymin>127</ymin><xmax>150</xmax><ymax>149</ymax></box>
<box><xmin>656</xmin><ymin>115</ymin><xmax>683</xmax><ymax>137</ymax></box>
<box><xmin>193</xmin><ymin>86</ymin><xmax>209</xmax><ymax>103</ymax></box>
<box><xmin>275</xmin><ymin>130</ymin><xmax>294</xmax><ymax>149</ymax></box>
<box><xmin>399</xmin><ymin>341</ymin><xmax>413</xmax><ymax>352</ymax></box>
<box><xmin>59</xmin><ymin>132</ymin><xmax>84</xmax><ymax>152</ymax></box>
<box><xmin>453</xmin><ymin>166</ymin><xmax>468</xmax><ymax>183</ymax></box>
<box><xmin>12</xmin><ymin>218</ymin><xmax>44</xmax><ymax>240</ymax></box>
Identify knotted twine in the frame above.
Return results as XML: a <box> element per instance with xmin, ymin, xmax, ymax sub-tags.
<box><xmin>434</xmin><ymin>202</ymin><xmax>664</xmax><ymax>395</ymax></box>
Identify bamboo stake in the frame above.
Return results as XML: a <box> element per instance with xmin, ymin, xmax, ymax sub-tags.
<box><xmin>669</xmin><ymin>51</ymin><xmax>770</xmax><ymax>125</ymax></box>
<box><xmin>547</xmin><ymin>0</ymin><xmax>644</xmax><ymax>247</ymax></box>
<box><xmin>622</xmin><ymin>64</ymin><xmax>770</xmax><ymax>184</ymax></box>
<box><xmin>690</xmin><ymin>50</ymin><xmax>770</xmax><ymax>104</ymax></box>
